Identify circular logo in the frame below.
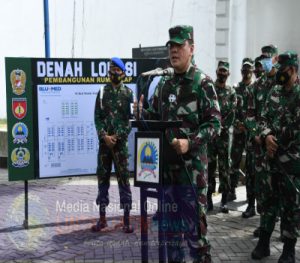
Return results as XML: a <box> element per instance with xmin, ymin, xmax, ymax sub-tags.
<box><xmin>137</xmin><ymin>141</ymin><xmax>159</xmax><ymax>182</ymax></box>
<box><xmin>12</xmin><ymin>122</ymin><xmax>28</xmax><ymax>144</ymax></box>
<box><xmin>168</xmin><ymin>94</ymin><xmax>176</xmax><ymax>103</ymax></box>
<box><xmin>5</xmin><ymin>193</ymin><xmax>49</xmax><ymax>251</ymax></box>
<box><xmin>11</xmin><ymin>147</ymin><xmax>30</xmax><ymax>168</ymax></box>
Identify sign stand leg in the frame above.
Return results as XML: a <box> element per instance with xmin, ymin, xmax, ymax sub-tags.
<box><xmin>158</xmin><ymin>188</ymin><xmax>167</xmax><ymax>262</ymax></box>
<box><xmin>23</xmin><ymin>180</ymin><xmax>29</xmax><ymax>229</ymax></box>
<box><xmin>141</xmin><ymin>188</ymin><xmax>148</xmax><ymax>262</ymax></box>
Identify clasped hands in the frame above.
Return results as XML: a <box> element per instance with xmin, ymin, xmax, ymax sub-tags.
<box><xmin>104</xmin><ymin>134</ymin><xmax>117</xmax><ymax>149</ymax></box>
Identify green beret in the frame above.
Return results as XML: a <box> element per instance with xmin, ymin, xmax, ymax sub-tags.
<box><xmin>217</xmin><ymin>60</ymin><xmax>229</xmax><ymax>71</ymax></box>
<box><xmin>166</xmin><ymin>25</ymin><xmax>194</xmax><ymax>46</ymax></box>
<box><xmin>278</xmin><ymin>51</ymin><xmax>299</xmax><ymax>69</ymax></box>
<box><xmin>261</xmin><ymin>44</ymin><xmax>278</xmax><ymax>58</ymax></box>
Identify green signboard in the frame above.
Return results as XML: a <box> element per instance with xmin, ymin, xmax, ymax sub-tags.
<box><xmin>6</xmin><ymin>57</ymin><xmax>167</xmax><ymax>181</ymax></box>
<box><xmin>6</xmin><ymin>58</ymin><xmax>35</xmax><ymax>181</ymax></box>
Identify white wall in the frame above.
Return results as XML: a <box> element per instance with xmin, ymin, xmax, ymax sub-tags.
<box><xmin>246</xmin><ymin>0</ymin><xmax>300</xmax><ymax>64</ymax></box>
<box><xmin>0</xmin><ymin>0</ymin><xmax>216</xmax><ymax>118</ymax></box>
<box><xmin>228</xmin><ymin>0</ymin><xmax>247</xmax><ymax>85</ymax></box>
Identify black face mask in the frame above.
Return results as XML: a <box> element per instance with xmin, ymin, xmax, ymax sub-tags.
<box><xmin>241</xmin><ymin>70</ymin><xmax>252</xmax><ymax>81</ymax></box>
<box><xmin>217</xmin><ymin>74</ymin><xmax>227</xmax><ymax>83</ymax></box>
<box><xmin>109</xmin><ymin>71</ymin><xmax>123</xmax><ymax>84</ymax></box>
<box><xmin>276</xmin><ymin>70</ymin><xmax>291</xmax><ymax>85</ymax></box>
<box><xmin>254</xmin><ymin>70</ymin><xmax>264</xmax><ymax>78</ymax></box>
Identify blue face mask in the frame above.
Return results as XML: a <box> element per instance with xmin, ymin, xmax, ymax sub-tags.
<box><xmin>261</xmin><ymin>58</ymin><xmax>273</xmax><ymax>73</ymax></box>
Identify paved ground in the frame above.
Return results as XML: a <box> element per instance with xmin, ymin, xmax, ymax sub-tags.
<box><xmin>0</xmin><ymin>168</ymin><xmax>299</xmax><ymax>262</ymax></box>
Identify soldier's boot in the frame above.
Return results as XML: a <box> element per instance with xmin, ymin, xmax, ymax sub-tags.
<box><xmin>91</xmin><ymin>204</ymin><xmax>108</xmax><ymax>232</ymax></box>
<box><xmin>207</xmin><ymin>190</ymin><xmax>213</xmax><ymax>211</ymax></box>
<box><xmin>278</xmin><ymin>237</ymin><xmax>296</xmax><ymax>263</ymax></box>
<box><xmin>122</xmin><ymin>208</ymin><xmax>134</xmax><ymax>233</ymax></box>
<box><xmin>251</xmin><ymin>230</ymin><xmax>271</xmax><ymax>260</ymax></box>
<box><xmin>227</xmin><ymin>187</ymin><xmax>237</xmax><ymax>202</ymax></box>
<box><xmin>219</xmin><ymin>192</ymin><xmax>229</xmax><ymax>213</ymax></box>
<box><xmin>242</xmin><ymin>196</ymin><xmax>256</xmax><ymax>218</ymax></box>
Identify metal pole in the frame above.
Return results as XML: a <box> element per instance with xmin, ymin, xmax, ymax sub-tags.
<box><xmin>141</xmin><ymin>188</ymin><xmax>148</xmax><ymax>262</ymax></box>
<box><xmin>23</xmin><ymin>180</ymin><xmax>29</xmax><ymax>229</ymax></box>
<box><xmin>158</xmin><ymin>187</ymin><xmax>167</xmax><ymax>262</ymax></box>
<box><xmin>43</xmin><ymin>0</ymin><xmax>51</xmax><ymax>58</ymax></box>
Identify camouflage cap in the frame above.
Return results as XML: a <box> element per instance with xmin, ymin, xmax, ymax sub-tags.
<box><xmin>261</xmin><ymin>44</ymin><xmax>278</xmax><ymax>58</ymax></box>
<box><xmin>217</xmin><ymin>60</ymin><xmax>229</xmax><ymax>71</ymax></box>
<box><xmin>166</xmin><ymin>25</ymin><xmax>194</xmax><ymax>46</ymax></box>
<box><xmin>278</xmin><ymin>51</ymin><xmax>299</xmax><ymax>69</ymax></box>
<box><xmin>242</xmin><ymin>57</ymin><xmax>254</xmax><ymax>68</ymax></box>
<box><xmin>110</xmin><ymin>57</ymin><xmax>126</xmax><ymax>71</ymax></box>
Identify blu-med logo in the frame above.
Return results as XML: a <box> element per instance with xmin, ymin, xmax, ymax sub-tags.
<box><xmin>39</xmin><ymin>86</ymin><xmax>61</xmax><ymax>92</ymax></box>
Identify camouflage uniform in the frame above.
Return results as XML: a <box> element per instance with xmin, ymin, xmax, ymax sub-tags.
<box><xmin>246</xmin><ymin>69</ymin><xmax>277</xmax><ymax>212</ymax></box>
<box><xmin>144</xmin><ymin>25</ymin><xmax>221</xmax><ymax>263</ymax></box>
<box><xmin>94</xmin><ymin>82</ymin><xmax>134</xmax><ymax>211</ymax></box>
<box><xmin>208</xmin><ymin>61</ymin><xmax>236</xmax><ymax>210</ymax></box>
<box><xmin>230</xmin><ymin>81</ymin><xmax>250</xmax><ymax>189</ymax></box>
<box><xmin>252</xmin><ymin>51</ymin><xmax>300</xmax><ymax>261</ymax></box>
<box><xmin>245</xmin><ymin>46</ymin><xmax>279</xmax><ymax>224</ymax></box>
<box><xmin>260</xmin><ymin>82</ymin><xmax>300</xmax><ymax>236</ymax></box>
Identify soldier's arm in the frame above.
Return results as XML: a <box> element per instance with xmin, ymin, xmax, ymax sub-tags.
<box><xmin>94</xmin><ymin>89</ymin><xmax>107</xmax><ymax>139</ymax></box>
<box><xmin>279</xmin><ymin>93</ymin><xmax>300</xmax><ymax>147</ymax></box>
<box><xmin>259</xmin><ymin>90</ymin><xmax>274</xmax><ymax>145</ymax></box>
<box><xmin>232</xmin><ymin>85</ymin><xmax>243</xmax><ymax>129</ymax></box>
<box><xmin>222</xmin><ymin>88</ymin><xmax>237</xmax><ymax>129</ymax></box>
<box><xmin>116</xmin><ymin>88</ymin><xmax>134</xmax><ymax>140</ymax></box>
<box><xmin>244</xmin><ymin>84</ymin><xmax>257</xmax><ymax>139</ymax></box>
<box><xmin>187</xmin><ymin>78</ymin><xmax>221</xmax><ymax>151</ymax></box>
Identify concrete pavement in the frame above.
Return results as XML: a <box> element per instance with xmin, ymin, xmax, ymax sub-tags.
<box><xmin>0</xmin><ymin>168</ymin><xmax>299</xmax><ymax>262</ymax></box>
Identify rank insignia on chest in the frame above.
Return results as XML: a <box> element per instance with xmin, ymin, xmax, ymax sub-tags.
<box><xmin>168</xmin><ymin>94</ymin><xmax>176</xmax><ymax>103</ymax></box>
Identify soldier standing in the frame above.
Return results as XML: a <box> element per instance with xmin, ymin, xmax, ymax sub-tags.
<box><xmin>92</xmin><ymin>57</ymin><xmax>134</xmax><ymax>233</ymax></box>
<box><xmin>207</xmin><ymin>61</ymin><xmax>237</xmax><ymax>213</ymax></box>
<box><xmin>245</xmin><ymin>45</ymin><xmax>279</xmax><ymax>233</ymax></box>
<box><xmin>228</xmin><ymin>58</ymin><xmax>253</xmax><ymax>201</ymax></box>
<box><xmin>134</xmin><ymin>25</ymin><xmax>221</xmax><ymax>263</ymax></box>
<box><xmin>251</xmin><ymin>51</ymin><xmax>300</xmax><ymax>262</ymax></box>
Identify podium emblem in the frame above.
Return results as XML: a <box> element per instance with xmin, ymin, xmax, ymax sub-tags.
<box><xmin>136</xmin><ymin>136</ymin><xmax>160</xmax><ymax>184</ymax></box>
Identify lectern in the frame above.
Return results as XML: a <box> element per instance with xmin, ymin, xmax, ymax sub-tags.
<box><xmin>132</xmin><ymin>120</ymin><xmax>182</xmax><ymax>262</ymax></box>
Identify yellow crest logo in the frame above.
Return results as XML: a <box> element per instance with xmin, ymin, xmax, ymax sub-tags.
<box><xmin>11</xmin><ymin>147</ymin><xmax>30</xmax><ymax>168</ymax></box>
<box><xmin>10</xmin><ymin>69</ymin><xmax>26</xmax><ymax>95</ymax></box>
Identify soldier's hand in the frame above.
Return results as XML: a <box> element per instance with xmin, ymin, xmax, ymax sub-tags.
<box><xmin>133</xmin><ymin>95</ymin><xmax>144</xmax><ymax>119</ymax></box>
<box><xmin>171</xmin><ymin>138</ymin><xmax>189</xmax><ymax>154</ymax></box>
<box><xmin>104</xmin><ymin>135</ymin><xmax>117</xmax><ymax>149</ymax></box>
<box><xmin>265</xmin><ymin>135</ymin><xmax>278</xmax><ymax>158</ymax></box>
<box><xmin>254</xmin><ymin>136</ymin><xmax>262</xmax><ymax>145</ymax></box>
<box><xmin>238</xmin><ymin>123</ymin><xmax>246</xmax><ymax>132</ymax></box>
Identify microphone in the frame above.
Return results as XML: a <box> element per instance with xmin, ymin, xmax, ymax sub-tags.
<box><xmin>141</xmin><ymin>67</ymin><xmax>174</xmax><ymax>77</ymax></box>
